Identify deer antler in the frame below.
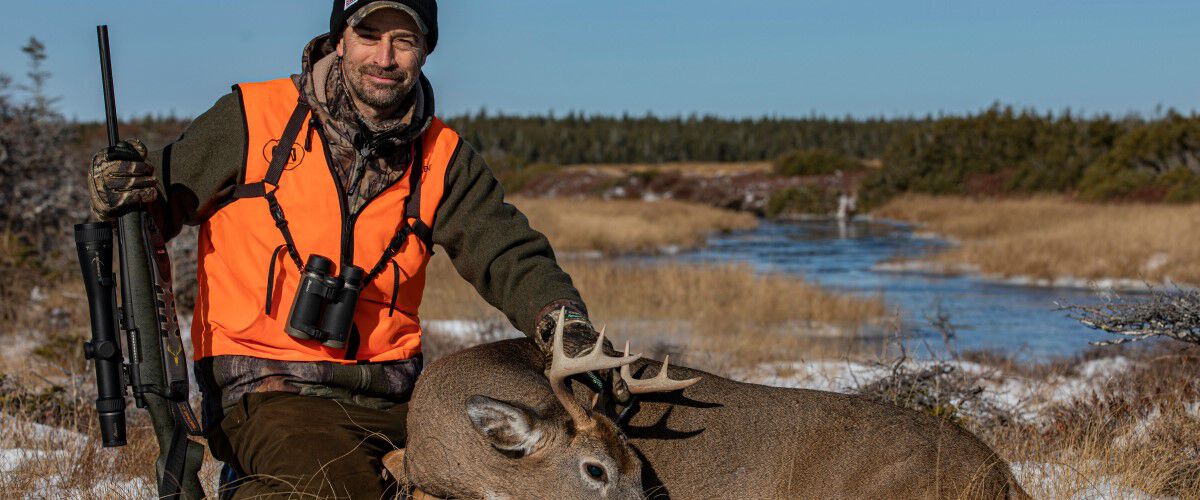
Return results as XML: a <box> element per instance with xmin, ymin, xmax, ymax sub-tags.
<box><xmin>619</xmin><ymin>342</ymin><xmax>701</xmax><ymax>394</ymax></box>
<box><xmin>546</xmin><ymin>308</ymin><xmax>641</xmax><ymax>430</ymax></box>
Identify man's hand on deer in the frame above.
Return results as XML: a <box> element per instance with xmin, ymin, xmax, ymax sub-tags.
<box><xmin>534</xmin><ymin>305</ymin><xmax>633</xmax><ymax>404</ymax></box>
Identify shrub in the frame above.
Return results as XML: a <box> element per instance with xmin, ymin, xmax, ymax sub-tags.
<box><xmin>1076</xmin><ymin>161</ymin><xmax>1158</xmax><ymax>201</ymax></box>
<box><xmin>1162</xmin><ymin>168</ymin><xmax>1200</xmax><ymax>202</ymax></box>
<box><xmin>1078</xmin><ymin>114</ymin><xmax>1200</xmax><ymax>202</ymax></box>
<box><xmin>773</xmin><ymin>149</ymin><xmax>859</xmax><ymax>177</ymax></box>
<box><xmin>495</xmin><ymin>162</ymin><xmax>562</xmax><ymax>193</ymax></box>
<box><xmin>765</xmin><ymin>185</ymin><xmax>837</xmax><ymax>217</ymax></box>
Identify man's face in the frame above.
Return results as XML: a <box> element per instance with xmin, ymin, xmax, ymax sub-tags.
<box><xmin>336</xmin><ymin>9</ymin><xmax>426</xmax><ymax>113</ymax></box>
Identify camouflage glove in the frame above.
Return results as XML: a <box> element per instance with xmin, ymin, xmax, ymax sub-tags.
<box><xmin>534</xmin><ymin>302</ymin><xmax>632</xmax><ymax>404</ymax></box>
<box><xmin>88</xmin><ymin>139</ymin><xmax>158</xmax><ymax>220</ymax></box>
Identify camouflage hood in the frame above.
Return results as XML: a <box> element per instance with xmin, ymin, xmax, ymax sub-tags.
<box><xmin>294</xmin><ymin>34</ymin><xmax>435</xmax><ymax>214</ymax></box>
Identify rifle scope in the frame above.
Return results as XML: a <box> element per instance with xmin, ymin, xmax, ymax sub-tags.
<box><xmin>74</xmin><ymin>222</ymin><xmax>128</xmax><ymax>447</ymax></box>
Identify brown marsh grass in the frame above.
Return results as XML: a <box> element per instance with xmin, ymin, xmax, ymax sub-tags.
<box><xmin>981</xmin><ymin>345</ymin><xmax>1200</xmax><ymax>499</ymax></box>
<box><xmin>421</xmin><ymin>253</ymin><xmax>890</xmax><ymax>368</ymax></box>
<box><xmin>509</xmin><ymin>196</ymin><xmax>758</xmax><ymax>255</ymax></box>
<box><xmin>873</xmin><ymin>195</ymin><xmax>1200</xmax><ymax>284</ymax></box>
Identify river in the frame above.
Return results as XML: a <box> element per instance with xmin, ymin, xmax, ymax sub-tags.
<box><xmin>664</xmin><ymin>218</ymin><xmax>1123</xmax><ymax>360</ymax></box>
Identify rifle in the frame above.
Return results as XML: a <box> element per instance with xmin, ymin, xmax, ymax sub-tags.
<box><xmin>74</xmin><ymin>25</ymin><xmax>206</xmax><ymax>499</ymax></box>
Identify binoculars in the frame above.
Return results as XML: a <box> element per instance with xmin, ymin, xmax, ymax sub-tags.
<box><xmin>285</xmin><ymin>254</ymin><xmax>365</xmax><ymax>349</ymax></box>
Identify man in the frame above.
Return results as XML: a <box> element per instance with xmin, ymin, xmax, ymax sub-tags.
<box><xmin>88</xmin><ymin>1</ymin><xmax>620</xmax><ymax>497</ymax></box>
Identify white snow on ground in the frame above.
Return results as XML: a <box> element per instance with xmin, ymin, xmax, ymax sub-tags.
<box><xmin>28</xmin><ymin>475</ymin><xmax>151</xmax><ymax>499</ymax></box>
<box><xmin>0</xmin><ymin>449</ymin><xmax>66</xmax><ymax>474</ymax></box>
<box><xmin>1011</xmin><ymin>462</ymin><xmax>1157</xmax><ymax>500</ymax></box>
<box><xmin>0</xmin><ymin>413</ymin><xmax>89</xmax><ymax>446</ymax></box>
<box><xmin>422</xmin><ymin>319</ymin><xmax>523</xmax><ymax>342</ymax></box>
<box><xmin>1187</xmin><ymin>401</ymin><xmax>1200</xmax><ymax>418</ymax></box>
<box><xmin>731</xmin><ymin>356</ymin><xmax>1135</xmax><ymax>422</ymax></box>
<box><xmin>0</xmin><ymin>413</ymin><xmax>154</xmax><ymax>498</ymax></box>
<box><xmin>422</xmin><ymin>318</ymin><xmax>693</xmax><ymax>347</ymax></box>
<box><xmin>873</xmin><ymin>260</ymin><xmax>1189</xmax><ymax>293</ymax></box>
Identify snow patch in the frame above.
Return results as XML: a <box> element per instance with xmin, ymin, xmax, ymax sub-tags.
<box><xmin>0</xmin><ymin>414</ymin><xmax>154</xmax><ymax>497</ymax></box>
<box><xmin>872</xmin><ymin>260</ymin><xmax>978</xmax><ymax>275</ymax></box>
<box><xmin>33</xmin><ymin>474</ymin><xmax>152</xmax><ymax>499</ymax></box>
<box><xmin>423</xmin><ymin>319</ymin><xmax>522</xmax><ymax>343</ymax></box>
<box><xmin>1143</xmin><ymin>252</ymin><xmax>1170</xmax><ymax>273</ymax></box>
<box><xmin>1076</xmin><ymin>356</ymin><xmax>1133</xmax><ymax>379</ymax></box>
<box><xmin>1187</xmin><ymin>401</ymin><xmax>1200</xmax><ymax>419</ymax></box>
<box><xmin>0</xmin><ymin>413</ymin><xmax>89</xmax><ymax>446</ymax></box>
<box><xmin>873</xmin><ymin>259</ymin><xmax>1191</xmax><ymax>292</ymax></box>
<box><xmin>0</xmin><ymin>448</ymin><xmax>65</xmax><ymax>474</ymax></box>
<box><xmin>731</xmin><ymin>357</ymin><xmax>1136</xmax><ymax>422</ymax></box>
<box><xmin>1011</xmin><ymin>462</ymin><xmax>1155</xmax><ymax>499</ymax></box>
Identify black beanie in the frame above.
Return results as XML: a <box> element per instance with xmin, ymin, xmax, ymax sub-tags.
<box><xmin>330</xmin><ymin>0</ymin><xmax>439</xmax><ymax>54</ymax></box>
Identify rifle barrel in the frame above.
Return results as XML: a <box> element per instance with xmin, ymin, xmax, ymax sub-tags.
<box><xmin>96</xmin><ymin>25</ymin><xmax>119</xmax><ymax>147</ymax></box>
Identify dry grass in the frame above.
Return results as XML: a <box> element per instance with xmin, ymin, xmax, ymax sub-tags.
<box><xmin>0</xmin><ymin>259</ymin><xmax>223</xmax><ymax>497</ymax></box>
<box><xmin>1002</xmin><ymin>417</ymin><xmax>1200</xmax><ymax>499</ymax></box>
<box><xmin>509</xmin><ymin>196</ymin><xmax>758</xmax><ymax>254</ymax></box>
<box><xmin>0</xmin><ymin>392</ymin><xmax>223</xmax><ymax>498</ymax></box>
<box><xmin>873</xmin><ymin>195</ymin><xmax>1200</xmax><ymax>284</ymax></box>
<box><xmin>421</xmin><ymin>253</ymin><xmax>890</xmax><ymax>368</ymax></box>
<box><xmin>838</xmin><ymin>341</ymin><xmax>1200</xmax><ymax>498</ymax></box>
<box><xmin>982</xmin><ymin>345</ymin><xmax>1200</xmax><ymax>498</ymax></box>
<box><xmin>560</xmin><ymin>161</ymin><xmax>772</xmax><ymax>177</ymax></box>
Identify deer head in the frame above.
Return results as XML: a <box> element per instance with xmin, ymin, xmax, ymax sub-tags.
<box><xmin>401</xmin><ymin>309</ymin><xmax>699</xmax><ymax>499</ymax></box>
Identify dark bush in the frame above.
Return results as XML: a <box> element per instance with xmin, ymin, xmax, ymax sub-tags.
<box><xmin>773</xmin><ymin>149</ymin><xmax>860</xmax><ymax>176</ymax></box>
<box><xmin>494</xmin><ymin>162</ymin><xmax>563</xmax><ymax>193</ymax></box>
<box><xmin>765</xmin><ymin>185</ymin><xmax>837</xmax><ymax>217</ymax></box>
<box><xmin>1163</xmin><ymin>168</ymin><xmax>1200</xmax><ymax>202</ymax></box>
<box><xmin>1078</xmin><ymin>113</ymin><xmax>1200</xmax><ymax>202</ymax></box>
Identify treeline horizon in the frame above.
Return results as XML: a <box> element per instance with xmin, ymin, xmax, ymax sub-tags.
<box><xmin>70</xmin><ymin>104</ymin><xmax>1200</xmax><ymax>206</ymax></box>
<box><xmin>80</xmin><ymin>105</ymin><xmax>1194</xmax><ymax>157</ymax></box>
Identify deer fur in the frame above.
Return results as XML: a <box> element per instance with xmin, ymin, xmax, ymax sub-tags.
<box><xmin>399</xmin><ymin>338</ymin><xmax>1029</xmax><ymax>499</ymax></box>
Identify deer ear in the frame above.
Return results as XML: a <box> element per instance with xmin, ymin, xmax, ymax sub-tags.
<box><xmin>466</xmin><ymin>395</ymin><xmax>546</xmax><ymax>457</ymax></box>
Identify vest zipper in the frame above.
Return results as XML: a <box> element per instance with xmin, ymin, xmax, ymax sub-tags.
<box><xmin>312</xmin><ymin>127</ymin><xmax>354</xmax><ymax>266</ymax></box>
<box><xmin>347</xmin><ymin>142</ymin><xmax>418</xmax><ymax>235</ymax></box>
<box><xmin>314</xmin><ymin>128</ymin><xmax>422</xmax><ymax>361</ymax></box>
<box><xmin>312</xmin><ymin>125</ymin><xmax>358</xmax><ymax>360</ymax></box>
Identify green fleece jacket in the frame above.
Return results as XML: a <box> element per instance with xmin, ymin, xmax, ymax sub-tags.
<box><xmin>148</xmin><ymin>90</ymin><xmax>583</xmax><ymax>338</ymax></box>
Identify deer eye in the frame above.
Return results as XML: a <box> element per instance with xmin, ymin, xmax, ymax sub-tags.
<box><xmin>583</xmin><ymin>462</ymin><xmax>608</xmax><ymax>482</ymax></box>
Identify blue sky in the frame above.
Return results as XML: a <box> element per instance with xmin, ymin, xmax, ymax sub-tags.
<box><xmin>2</xmin><ymin>1</ymin><xmax>1198</xmax><ymax>122</ymax></box>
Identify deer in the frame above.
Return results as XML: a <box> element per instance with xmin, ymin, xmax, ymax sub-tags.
<box><xmin>390</xmin><ymin>310</ymin><xmax>1029</xmax><ymax>499</ymax></box>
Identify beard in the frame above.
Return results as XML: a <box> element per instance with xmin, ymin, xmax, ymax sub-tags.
<box><xmin>343</xmin><ymin>61</ymin><xmax>416</xmax><ymax>110</ymax></box>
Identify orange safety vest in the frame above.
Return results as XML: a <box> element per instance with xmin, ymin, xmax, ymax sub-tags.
<box><xmin>191</xmin><ymin>77</ymin><xmax>460</xmax><ymax>364</ymax></box>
